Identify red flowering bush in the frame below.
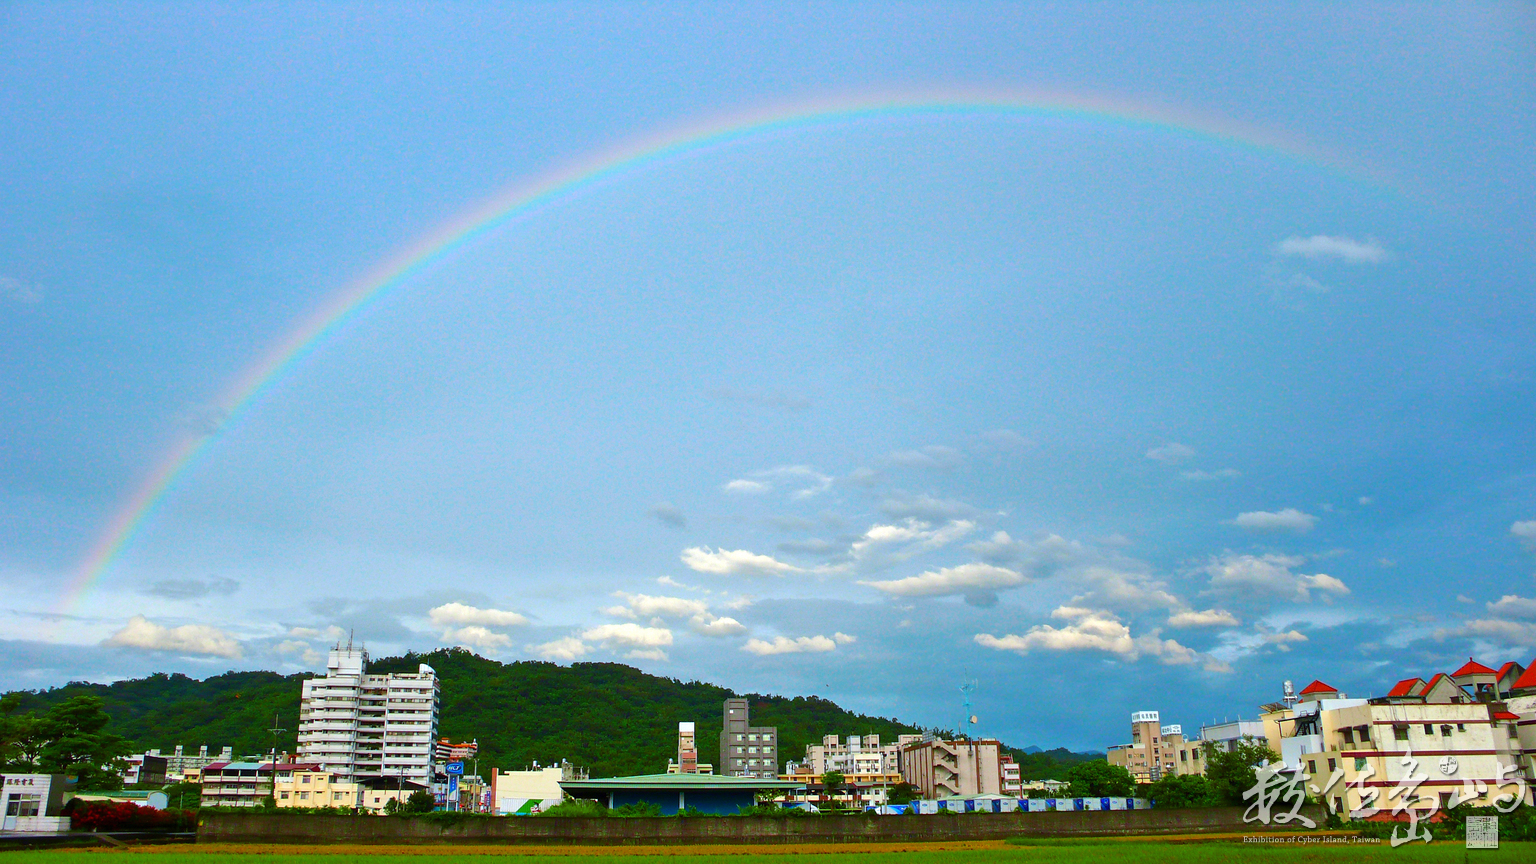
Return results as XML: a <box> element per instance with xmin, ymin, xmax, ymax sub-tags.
<box><xmin>65</xmin><ymin>800</ymin><xmax>195</xmax><ymax>832</ymax></box>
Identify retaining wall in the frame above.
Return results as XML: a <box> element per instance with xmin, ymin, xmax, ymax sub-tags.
<box><xmin>198</xmin><ymin>806</ymin><xmax>1323</xmax><ymax>845</ymax></box>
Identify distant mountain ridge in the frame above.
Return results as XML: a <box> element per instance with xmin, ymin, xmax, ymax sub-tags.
<box><xmin>4</xmin><ymin>648</ymin><xmax>1100</xmax><ymax>779</ymax></box>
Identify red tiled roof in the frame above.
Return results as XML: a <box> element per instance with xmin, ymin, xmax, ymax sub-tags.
<box><xmin>1386</xmin><ymin>678</ymin><xmax>1423</xmax><ymax>697</ymax></box>
<box><xmin>1493</xmin><ymin>711</ymin><xmax>1519</xmax><ymax>721</ymax></box>
<box><xmin>1299</xmin><ymin>680</ymin><xmax>1337</xmax><ymax>695</ymax></box>
<box><xmin>1497</xmin><ymin>661</ymin><xmax>1521</xmax><ymax>678</ymax></box>
<box><xmin>1452</xmin><ymin>658</ymin><xmax>1497</xmax><ymax>677</ymax></box>
<box><xmin>1512</xmin><ymin>661</ymin><xmax>1536</xmax><ymax>692</ymax></box>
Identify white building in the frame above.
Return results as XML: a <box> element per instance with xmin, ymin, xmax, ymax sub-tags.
<box><xmin>492</xmin><ymin>761</ymin><xmax>587</xmax><ymax>815</ymax></box>
<box><xmin>297</xmin><ymin>644</ymin><xmax>440</xmax><ymax>787</ymax></box>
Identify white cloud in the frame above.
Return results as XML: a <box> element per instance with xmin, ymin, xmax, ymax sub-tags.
<box><xmin>581</xmin><ymin>623</ymin><xmax>673</xmax><ymax>649</ymax></box>
<box><xmin>607</xmin><ymin>592</ymin><xmax>710</xmax><ymax>619</ymax></box>
<box><xmin>1203</xmin><ymin>553</ymin><xmax>1349</xmax><ymax>602</ymax></box>
<box><xmin>1145</xmin><ymin>443</ymin><xmax>1196</xmax><ymax>465</ymax></box>
<box><xmin>1232</xmin><ymin>508</ymin><xmax>1317</xmax><ymax>532</ymax></box>
<box><xmin>1274</xmin><ymin>235</ymin><xmax>1390</xmax><ymax>264</ymax></box>
<box><xmin>681</xmin><ymin>547</ymin><xmax>802</xmax><ymax>575</ymax></box>
<box><xmin>532</xmin><ymin>637</ymin><xmax>588</xmax><ymax>661</ymax></box>
<box><xmin>1180</xmin><ymin>468</ymin><xmax>1241</xmax><ymax>481</ymax></box>
<box><xmin>1437</xmin><ymin>617</ymin><xmax>1536</xmax><ymax>646</ymax></box>
<box><xmin>724</xmin><ymin>479</ymin><xmax>771</xmax><ymax>494</ymax></box>
<box><xmin>974</xmin><ymin>607</ymin><xmax>1197</xmax><ymax>665</ymax></box>
<box><xmin>625</xmin><ymin>648</ymin><xmax>668</xmax><ymax>661</ymax></box>
<box><xmin>690</xmin><ymin>615</ymin><xmax>747</xmax><ymax>637</ymax></box>
<box><xmin>1261</xmin><ymin>629</ymin><xmax>1309</xmax><ymax>652</ymax></box>
<box><xmin>723</xmin><ymin>465</ymin><xmax>833</xmax><ymax>499</ymax></box>
<box><xmin>742</xmin><ymin>634</ymin><xmax>847</xmax><ymax>655</ymax></box>
<box><xmin>104</xmin><ymin>615</ymin><xmax>243</xmax><ymax>658</ymax></box>
<box><xmin>442</xmin><ymin>625</ymin><xmax>513</xmax><ymax>652</ymax></box>
<box><xmin>1513</xmin><ymin>521</ymin><xmax>1536</xmax><ymax>546</ymax></box>
<box><xmin>1069</xmin><ymin>566</ymin><xmax>1183</xmax><ymax>613</ymax></box>
<box><xmin>966</xmin><ymin>531</ymin><xmax>1030</xmax><ymax>565</ymax></box>
<box><xmin>859</xmin><ymin>562</ymin><xmax>1026</xmax><ymax>601</ymax></box>
<box><xmin>887</xmin><ymin>445</ymin><xmax>964</xmax><ymax>471</ymax></box>
<box><xmin>288</xmin><ymin>625</ymin><xmax>346</xmax><ymax>640</ymax></box>
<box><xmin>847</xmin><ymin>518</ymin><xmax>975</xmax><ymax>568</ymax></box>
<box><xmin>428</xmin><ymin>602</ymin><xmax>527</xmax><ymax>628</ymax></box>
<box><xmin>1488</xmin><ymin>595</ymin><xmax>1536</xmax><ymax>619</ymax></box>
<box><xmin>275</xmin><ymin>639</ymin><xmax>310</xmax><ymax>655</ymax></box>
<box><xmin>1167</xmin><ymin>608</ymin><xmax>1240</xmax><ymax>628</ymax></box>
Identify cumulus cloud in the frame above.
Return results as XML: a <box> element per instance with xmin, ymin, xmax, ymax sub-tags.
<box><xmin>143</xmin><ymin>577</ymin><xmax>240</xmax><ymax>600</ymax></box>
<box><xmin>1068</xmin><ymin>566</ymin><xmax>1184</xmax><ymax>613</ymax></box>
<box><xmin>975</xmin><ymin>607</ymin><xmax>1198</xmax><ymax>665</ymax></box>
<box><xmin>1261</xmin><ymin>629</ymin><xmax>1309</xmax><ymax>652</ymax></box>
<box><xmin>1487</xmin><ymin>595</ymin><xmax>1536</xmax><ymax>619</ymax></box>
<box><xmin>741</xmin><ymin>632</ymin><xmax>854</xmax><ymax>656</ymax></box>
<box><xmin>442</xmin><ymin>625</ymin><xmax>513</xmax><ymax>652</ymax></box>
<box><xmin>1145</xmin><ymin>443</ymin><xmax>1196</xmax><ymax>465</ymax></box>
<box><xmin>1203</xmin><ymin>553</ymin><xmax>1349</xmax><ymax>602</ymax></box>
<box><xmin>1232</xmin><ymin>508</ymin><xmax>1318</xmax><ymax>532</ymax></box>
<box><xmin>649</xmin><ymin>503</ymin><xmax>687</xmax><ymax>529</ymax></box>
<box><xmin>1167</xmin><ymin>608</ymin><xmax>1240</xmax><ymax>628</ymax></box>
<box><xmin>532</xmin><ymin>637</ymin><xmax>588</xmax><ymax>661</ymax></box>
<box><xmin>691</xmin><ymin>615</ymin><xmax>747</xmax><ymax>637</ymax></box>
<box><xmin>428</xmin><ymin>602</ymin><xmax>528</xmax><ymax>628</ymax></box>
<box><xmin>887</xmin><ymin>445</ymin><xmax>964</xmax><ymax>471</ymax></box>
<box><xmin>604</xmin><ymin>592</ymin><xmax>710</xmax><ymax>620</ymax></box>
<box><xmin>1274</xmin><ymin>235</ymin><xmax>1390</xmax><ymax>264</ymax></box>
<box><xmin>1181</xmin><ymin>468</ymin><xmax>1241</xmax><ymax>482</ymax></box>
<box><xmin>681</xmin><ymin>546</ymin><xmax>803</xmax><ymax>576</ymax></box>
<box><xmin>104</xmin><ymin>615</ymin><xmax>242</xmax><ymax>658</ymax></box>
<box><xmin>1513</xmin><ymin>521</ymin><xmax>1536</xmax><ymax>547</ymax></box>
<box><xmin>582</xmin><ymin>623</ymin><xmax>673</xmax><ymax>649</ymax></box>
<box><xmin>860</xmin><ymin>563</ymin><xmax>1026</xmax><ymax>607</ymax></box>
<box><xmin>845</xmin><ymin>518</ymin><xmax>975</xmax><ymax>569</ymax></box>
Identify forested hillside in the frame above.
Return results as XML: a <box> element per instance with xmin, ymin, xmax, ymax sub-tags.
<box><xmin>3</xmin><ymin>648</ymin><xmax>1098</xmax><ymax>778</ymax></box>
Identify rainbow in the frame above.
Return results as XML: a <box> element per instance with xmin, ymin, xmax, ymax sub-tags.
<box><xmin>60</xmin><ymin>89</ymin><xmax>1378</xmax><ymax>615</ymax></box>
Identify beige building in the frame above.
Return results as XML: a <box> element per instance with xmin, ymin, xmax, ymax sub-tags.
<box><xmin>492</xmin><ymin>762</ymin><xmax>588</xmax><ymax>815</ymax></box>
<box><xmin>720</xmin><ymin>699</ymin><xmax>778</xmax><ymax>778</ymax></box>
<box><xmin>899</xmin><ymin>735</ymin><xmax>1007</xmax><ymax>799</ymax></box>
<box><xmin>1276</xmin><ymin>662</ymin><xmax>1534</xmax><ymax>818</ymax></box>
<box><xmin>274</xmin><ymin>766</ymin><xmax>361</xmax><ymax>809</ymax></box>
<box><xmin>1107</xmin><ymin>711</ymin><xmax>1207</xmax><ymax>782</ymax></box>
<box><xmin>667</xmin><ymin>721</ymin><xmax>713</xmax><ymax>774</ymax></box>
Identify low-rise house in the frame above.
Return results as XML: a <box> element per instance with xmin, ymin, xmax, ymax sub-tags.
<box><xmin>274</xmin><ymin>766</ymin><xmax>360</xmax><ymax>809</ymax></box>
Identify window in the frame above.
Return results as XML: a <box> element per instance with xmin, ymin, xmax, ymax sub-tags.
<box><xmin>1440</xmin><ymin>725</ymin><xmax>1452</xmax><ymax>737</ymax></box>
<box><xmin>1327</xmin><ymin>758</ymin><xmax>1336</xmax><ymax>772</ymax></box>
<box><xmin>1457</xmin><ymin>723</ymin><xmax>1465</xmax><ymax>731</ymax></box>
<box><xmin>1423</xmin><ymin>724</ymin><xmax>1433</xmax><ymax>735</ymax></box>
<box><xmin>1355</xmin><ymin>757</ymin><xmax>1367</xmax><ymax>771</ymax></box>
<box><xmin>1343</xmin><ymin>728</ymin><xmax>1354</xmax><ymax>744</ymax></box>
<box><xmin>1394</xmin><ymin>726</ymin><xmax>1409</xmax><ymax>741</ymax></box>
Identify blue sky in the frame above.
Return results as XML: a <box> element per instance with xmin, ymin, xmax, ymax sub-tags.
<box><xmin>1</xmin><ymin>2</ymin><xmax>1534</xmax><ymax>752</ymax></box>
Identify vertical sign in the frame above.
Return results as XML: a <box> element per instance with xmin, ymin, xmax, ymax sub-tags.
<box><xmin>1466</xmin><ymin>815</ymin><xmax>1498</xmax><ymax>850</ymax></box>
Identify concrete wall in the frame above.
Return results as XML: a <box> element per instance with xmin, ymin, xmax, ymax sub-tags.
<box><xmin>199</xmin><ymin>805</ymin><xmax>1324</xmax><ymax>845</ymax></box>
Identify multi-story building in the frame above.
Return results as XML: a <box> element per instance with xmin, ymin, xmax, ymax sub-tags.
<box><xmin>1000</xmin><ymin>753</ymin><xmax>1022</xmax><ymax>795</ymax></box>
<box><xmin>899</xmin><ymin>734</ymin><xmax>1007</xmax><ymax>799</ymax></box>
<box><xmin>434</xmin><ymin>738</ymin><xmax>477</xmax><ymax>765</ymax></box>
<box><xmin>154</xmin><ymin>745</ymin><xmax>234</xmax><ymax>781</ymax></box>
<box><xmin>122</xmin><ymin>752</ymin><xmax>167</xmax><ymax>785</ymax></box>
<box><xmin>782</xmin><ymin>734</ymin><xmax>914</xmax><ymax>807</ymax></box>
<box><xmin>720</xmin><ymin>699</ymin><xmax>778</xmax><ymax>778</ymax></box>
<box><xmin>297</xmin><ymin>644</ymin><xmax>440</xmax><ymax>787</ymax></box>
<box><xmin>1107</xmin><ymin>711</ymin><xmax>1211</xmax><ymax>782</ymax></box>
<box><xmin>199</xmin><ymin>761</ymin><xmax>277</xmax><ymax>807</ymax></box>
<box><xmin>274</xmin><ymin>766</ymin><xmax>361</xmax><ymax>809</ymax></box>
<box><xmin>667</xmin><ymin>721</ymin><xmax>715</xmax><ymax>774</ymax></box>
<box><xmin>492</xmin><ymin>761</ymin><xmax>588</xmax><ymax>815</ymax></box>
<box><xmin>1274</xmin><ymin>662</ymin><xmax>1534</xmax><ymax>818</ymax></box>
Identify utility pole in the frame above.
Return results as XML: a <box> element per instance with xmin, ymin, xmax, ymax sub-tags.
<box><xmin>267</xmin><ymin>714</ymin><xmax>287</xmax><ymax>762</ymax></box>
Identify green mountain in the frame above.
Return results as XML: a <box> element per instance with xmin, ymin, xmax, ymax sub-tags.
<box><xmin>3</xmin><ymin>648</ymin><xmax>1097</xmax><ymax>779</ymax></box>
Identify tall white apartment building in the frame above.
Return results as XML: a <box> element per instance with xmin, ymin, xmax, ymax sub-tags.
<box><xmin>297</xmin><ymin>644</ymin><xmax>440</xmax><ymax>787</ymax></box>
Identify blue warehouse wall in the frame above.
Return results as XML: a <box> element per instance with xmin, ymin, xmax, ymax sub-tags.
<box><xmin>608</xmin><ymin>787</ymin><xmax>757</xmax><ymax>816</ymax></box>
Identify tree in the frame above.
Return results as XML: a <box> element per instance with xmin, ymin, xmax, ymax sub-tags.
<box><xmin>404</xmin><ymin>789</ymin><xmax>436</xmax><ymax>813</ymax></box>
<box><xmin>820</xmin><ymin>771</ymin><xmax>845</xmax><ymax>806</ymax></box>
<box><xmin>1145</xmin><ymin>773</ymin><xmax>1214</xmax><ymax>808</ymax></box>
<box><xmin>1064</xmin><ymin>760</ymin><xmax>1135</xmax><ymax>798</ymax></box>
<box><xmin>886</xmin><ymin>782</ymin><xmax>918</xmax><ymax>805</ymax></box>
<box><xmin>33</xmin><ymin>696</ymin><xmax>130</xmax><ymax>790</ymax></box>
<box><xmin>1202</xmin><ymin>737</ymin><xmax>1279</xmax><ymax>806</ymax></box>
<box><xmin>0</xmin><ymin>694</ymin><xmax>45</xmax><ymax>769</ymax></box>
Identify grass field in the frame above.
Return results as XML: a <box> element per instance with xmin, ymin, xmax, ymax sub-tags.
<box><xmin>3</xmin><ymin>839</ymin><xmax>1530</xmax><ymax>864</ymax></box>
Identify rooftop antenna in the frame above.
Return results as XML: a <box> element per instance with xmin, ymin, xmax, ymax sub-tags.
<box><xmin>959</xmin><ymin>669</ymin><xmax>978</xmax><ymax>740</ymax></box>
